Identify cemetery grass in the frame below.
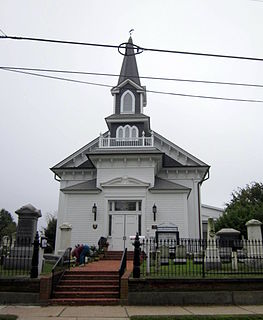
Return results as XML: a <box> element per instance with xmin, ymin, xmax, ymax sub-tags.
<box><xmin>140</xmin><ymin>260</ymin><xmax>263</xmax><ymax>279</ymax></box>
<box><xmin>130</xmin><ymin>316</ymin><xmax>263</xmax><ymax>320</ymax></box>
<box><xmin>0</xmin><ymin>261</ymin><xmax>55</xmax><ymax>278</ymax></box>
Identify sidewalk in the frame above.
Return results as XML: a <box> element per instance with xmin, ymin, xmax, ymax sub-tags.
<box><xmin>0</xmin><ymin>305</ymin><xmax>263</xmax><ymax>319</ymax></box>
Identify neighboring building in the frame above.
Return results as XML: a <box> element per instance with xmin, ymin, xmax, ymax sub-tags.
<box><xmin>51</xmin><ymin>37</ymin><xmax>212</xmax><ymax>253</ymax></box>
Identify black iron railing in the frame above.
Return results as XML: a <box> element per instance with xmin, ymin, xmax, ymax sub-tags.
<box><xmin>0</xmin><ymin>236</ymin><xmax>33</xmax><ymax>277</ymax></box>
<box><xmin>51</xmin><ymin>247</ymin><xmax>71</xmax><ymax>297</ymax></box>
<box><xmin>139</xmin><ymin>238</ymin><xmax>263</xmax><ymax>278</ymax></box>
<box><xmin>118</xmin><ymin>248</ymin><xmax>127</xmax><ymax>297</ymax></box>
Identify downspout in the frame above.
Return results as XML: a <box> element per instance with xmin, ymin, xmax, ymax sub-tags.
<box><xmin>197</xmin><ymin>168</ymin><xmax>210</xmax><ymax>240</ymax></box>
<box><xmin>54</xmin><ymin>173</ymin><xmax>61</xmax><ymax>182</ymax></box>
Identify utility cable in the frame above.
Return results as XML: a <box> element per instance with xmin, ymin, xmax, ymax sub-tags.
<box><xmin>0</xmin><ymin>66</ymin><xmax>263</xmax><ymax>88</ymax></box>
<box><xmin>2</xmin><ymin>67</ymin><xmax>262</xmax><ymax>103</ymax></box>
<box><xmin>1</xmin><ymin>35</ymin><xmax>263</xmax><ymax>62</ymax></box>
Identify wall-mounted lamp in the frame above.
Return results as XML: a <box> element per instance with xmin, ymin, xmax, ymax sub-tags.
<box><xmin>92</xmin><ymin>203</ymin><xmax>97</xmax><ymax>221</ymax></box>
<box><xmin>152</xmin><ymin>204</ymin><xmax>157</xmax><ymax>222</ymax></box>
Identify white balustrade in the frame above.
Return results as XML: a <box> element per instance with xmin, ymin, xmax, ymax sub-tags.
<box><xmin>99</xmin><ymin>133</ymin><xmax>154</xmax><ymax>148</ymax></box>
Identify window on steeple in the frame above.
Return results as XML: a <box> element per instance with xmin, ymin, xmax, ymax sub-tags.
<box><xmin>117</xmin><ymin>125</ymin><xmax>138</xmax><ymax>139</ymax></box>
<box><xmin>120</xmin><ymin>90</ymin><xmax>135</xmax><ymax>114</ymax></box>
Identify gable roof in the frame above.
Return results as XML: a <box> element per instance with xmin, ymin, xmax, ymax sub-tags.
<box><xmin>150</xmin><ymin>177</ymin><xmax>190</xmax><ymax>191</ymax></box>
<box><xmin>61</xmin><ymin>179</ymin><xmax>101</xmax><ymax>193</ymax></box>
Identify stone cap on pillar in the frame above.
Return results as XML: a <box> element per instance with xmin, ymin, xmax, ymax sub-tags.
<box><xmin>59</xmin><ymin>222</ymin><xmax>72</xmax><ymax>230</ymax></box>
<box><xmin>15</xmin><ymin>204</ymin><xmax>42</xmax><ymax>218</ymax></box>
<box><xmin>246</xmin><ymin>219</ymin><xmax>262</xmax><ymax>226</ymax></box>
<box><xmin>216</xmin><ymin>228</ymin><xmax>240</xmax><ymax>235</ymax></box>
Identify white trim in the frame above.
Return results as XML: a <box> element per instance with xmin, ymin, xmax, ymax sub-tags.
<box><xmin>120</xmin><ymin>90</ymin><xmax>135</xmax><ymax>114</ymax></box>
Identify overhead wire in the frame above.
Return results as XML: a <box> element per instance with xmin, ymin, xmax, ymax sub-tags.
<box><xmin>2</xmin><ymin>67</ymin><xmax>262</xmax><ymax>103</ymax></box>
<box><xmin>0</xmin><ymin>66</ymin><xmax>263</xmax><ymax>88</ymax></box>
<box><xmin>1</xmin><ymin>35</ymin><xmax>263</xmax><ymax>62</ymax></box>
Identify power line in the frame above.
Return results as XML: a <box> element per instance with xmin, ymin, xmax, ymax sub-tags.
<box><xmin>1</xmin><ymin>35</ymin><xmax>263</xmax><ymax>62</ymax></box>
<box><xmin>1</xmin><ymin>67</ymin><xmax>262</xmax><ymax>103</ymax></box>
<box><xmin>1</xmin><ymin>66</ymin><xmax>263</xmax><ymax>89</ymax></box>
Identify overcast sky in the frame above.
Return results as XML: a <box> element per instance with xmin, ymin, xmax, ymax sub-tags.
<box><xmin>1</xmin><ymin>0</ymin><xmax>263</xmax><ymax>228</ymax></box>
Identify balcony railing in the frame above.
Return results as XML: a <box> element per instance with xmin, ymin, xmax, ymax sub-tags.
<box><xmin>99</xmin><ymin>132</ymin><xmax>154</xmax><ymax>148</ymax></box>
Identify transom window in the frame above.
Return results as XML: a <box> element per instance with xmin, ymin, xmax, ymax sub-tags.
<box><xmin>120</xmin><ymin>90</ymin><xmax>135</xmax><ymax>114</ymax></box>
<box><xmin>109</xmin><ymin>200</ymin><xmax>142</xmax><ymax>211</ymax></box>
<box><xmin>116</xmin><ymin>125</ymin><xmax>138</xmax><ymax>139</ymax></box>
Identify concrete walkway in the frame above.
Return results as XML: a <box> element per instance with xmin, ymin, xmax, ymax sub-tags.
<box><xmin>0</xmin><ymin>305</ymin><xmax>263</xmax><ymax>319</ymax></box>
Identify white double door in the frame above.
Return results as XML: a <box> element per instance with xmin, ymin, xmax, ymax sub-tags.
<box><xmin>111</xmin><ymin>214</ymin><xmax>139</xmax><ymax>251</ymax></box>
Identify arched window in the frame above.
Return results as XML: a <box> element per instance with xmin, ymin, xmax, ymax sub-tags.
<box><xmin>120</xmin><ymin>90</ymin><xmax>135</xmax><ymax>114</ymax></box>
<box><xmin>117</xmin><ymin>127</ymin><xmax>124</xmax><ymax>139</ymax></box>
<box><xmin>116</xmin><ymin>125</ymin><xmax>138</xmax><ymax>140</ymax></box>
<box><xmin>131</xmin><ymin>126</ymin><xmax>138</xmax><ymax>138</ymax></box>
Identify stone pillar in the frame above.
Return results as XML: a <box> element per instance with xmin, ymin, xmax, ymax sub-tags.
<box><xmin>246</xmin><ymin>219</ymin><xmax>263</xmax><ymax>258</ymax></box>
<box><xmin>58</xmin><ymin>223</ymin><xmax>72</xmax><ymax>255</ymax></box>
<box><xmin>205</xmin><ymin>217</ymin><xmax>221</xmax><ymax>270</ymax></box>
<box><xmin>15</xmin><ymin>204</ymin><xmax>42</xmax><ymax>244</ymax></box>
<box><xmin>4</xmin><ymin>204</ymin><xmax>41</xmax><ymax>270</ymax></box>
<box><xmin>246</xmin><ymin>219</ymin><xmax>262</xmax><ymax>241</ymax></box>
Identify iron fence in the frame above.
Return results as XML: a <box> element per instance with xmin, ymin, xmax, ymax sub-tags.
<box><xmin>0</xmin><ymin>236</ymin><xmax>33</xmax><ymax>277</ymax></box>
<box><xmin>140</xmin><ymin>238</ymin><xmax>263</xmax><ymax>278</ymax></box>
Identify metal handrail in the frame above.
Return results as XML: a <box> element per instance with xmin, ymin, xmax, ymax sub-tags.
<box><xmin>51</xmin><ymin>247</ymin><xmax>71</xmax><ymax>298</ymax></box>
<box><xmin>118</xmin><ymin>248</ymin><xmax>127</xmax><ymax>298</ymax></box>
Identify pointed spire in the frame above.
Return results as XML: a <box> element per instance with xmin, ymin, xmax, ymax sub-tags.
<box><xmin>118</xmin><ymin>36</ymin><xmax>141</xmax><ymax>86</ymax></box>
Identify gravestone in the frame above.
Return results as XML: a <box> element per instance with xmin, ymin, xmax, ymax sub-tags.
<box><xmin>245</xmin><ymin>219</ymin><xmax>263</xmax><ymax>267</ymax></box>
<box><xmin>216</xmin><ymin>228</ymin><xmax>241</xmax><ymax>264</ymax></box>
<box><xmin>205</xmin><ymin>217</ymin><xmax>221</xmax><ymax>270</ymax></box>
<box><xmin>160</xmin><ymin>245</ymin><xmax>169</xmax><ymax>265</ymax></box>
<box><xmin>4</xmin><ymin>204</ymin><xmax>41</xmax><ymax>270</ymax></box>
<box><xmin>174</xmin><ymin>244</ymin><xmax>187</xmax><ymax>264</ymax></box>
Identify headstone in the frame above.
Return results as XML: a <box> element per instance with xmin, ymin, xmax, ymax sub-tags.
<box><xmin>245</xmin><ymin>219</ymin><xmax>263</xmax><ymax>265</ymax></box>
<box><xmin>3</xmin><ymin>204</ymin><xmax>41</xmax><ymax>271</ymax></box>
<box><xmin>58</xmin><ymin>222</ymin><xmax>72</xmax><ymax>255</ymax></box>
<box><xmin>205</xmin><ymin>217</ymin><xmax>221</xmax><ymax>270</ymax></box>
<box><xmin>217</xmin><ymin>228</ymin><xmax>241</xmax><ymax>264</ymax></box>
<box><xmin>160</xmin><ymin>245</ymin><xmax>169</xmax><ymax>265</ymax></box>
<box><xmin>174</xmin><ymin>244</ymin><xmax>187</xmax><ymax>264</ymax></box>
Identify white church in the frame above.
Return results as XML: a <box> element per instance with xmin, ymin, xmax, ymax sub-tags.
<box><xmin>52</xmin><ymin>37</ymin><xmax>221</xmax><ymax>253</ymax></box>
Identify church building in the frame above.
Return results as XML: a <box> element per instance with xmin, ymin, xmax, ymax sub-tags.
<box><xmin>51</xmin><ymin>37</ymin><xmax>211</xmax><ymax>253</ymax></box>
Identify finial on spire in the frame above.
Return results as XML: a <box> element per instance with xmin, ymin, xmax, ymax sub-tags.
<box><xmin>129</xmin><ymin>29</ymin><xmax>134</xmax><ymax>36</ymax></box>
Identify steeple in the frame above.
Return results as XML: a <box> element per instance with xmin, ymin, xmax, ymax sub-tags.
<box><xmin>118</xmin><ymin>36</ymin><xmax>141</xmax><ymax>86</ymax></box>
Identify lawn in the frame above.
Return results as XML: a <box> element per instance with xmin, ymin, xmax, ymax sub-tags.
<box><xmin>130</xmin><ymin>316</ymin><xmax>263</xmax><ymax>320</ymax></box>
<box><xmin>0</xmin><ymin>261</ymin><xmax>55</xmax><ymax>278</ymax></box>
<box><xmin>139</xmin><ymin>259</ymin><xmax>263</xmax><ymax>279</ymax></box>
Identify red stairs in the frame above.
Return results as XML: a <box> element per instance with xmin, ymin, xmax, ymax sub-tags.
<box><xmin>51</xmin><ymin>269</ymin><xmax>120</xmax><ymax>305</ymax></box>
<box><xmin>104</xmin><ymin>250</ymin><xmax>134</xmax><ymax>260</ymax></box>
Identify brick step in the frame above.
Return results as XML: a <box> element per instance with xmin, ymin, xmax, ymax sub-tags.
<box><xmin>104</xmin><ymin>251</ymin><xmax>133</xmax><ymax>261</ymax></box>
<box><xmin>59</xmin><ymin>279</ymin><xmax>118</xmax><ymax>286</ymax></box>
<box><xmin>65</xmin><ymin>270</ymin><xmax>119</xmax><ymax>275</ymax></box>
<box><xmin>50</xmin><ymin>298</ymin><xmax>119</xmax><ymax>306</ymax></box>
<box><xmin>63</xmin><ymin>274</ymin><xmax>119</xmax><ymax>281</ymax></box>
<box><xmin>53</xmin><ymin>291</ymin><xmax>119</xmax><ymax>299</ymax></box>
<box><xmin>55</xmin><ymin>285</ymin><xmax>119</xmax><ymax>292</ymax></box>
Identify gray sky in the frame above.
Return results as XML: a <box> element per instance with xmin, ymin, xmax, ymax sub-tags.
<box><xmin>1</xmin><ymin>0</ymin><xmax>263</xmax><ymax>228</ymax></box>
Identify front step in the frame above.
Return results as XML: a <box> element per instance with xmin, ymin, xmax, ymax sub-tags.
<box><xmin>104</xmin><ymin>251</ymin><xmax>134</xmax><ymax>260</ymax></box>
<box><xmin>51</xmin><ymin>268</ymin><xmax>120</xmax><ymax>305</ymax></box>
<box><xmin>53</xmin><ymin>291</ymin><xmax>119</xmax><ymax>299</ymax></box>
<box><xmin>51</xmin><ymin>298</ymin><xmax>119</xmax><ymax>306</ymax></box>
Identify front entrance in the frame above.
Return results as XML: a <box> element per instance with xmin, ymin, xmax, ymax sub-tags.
<box><xmin>112</xmin><ymin>214</ymin><xmax>138</xmax><ymax>250</ymax></box>
<box><xmin>108</xmin><ymin>200</ymin><xmax>142</xmax><ymax>251</ymax></box>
